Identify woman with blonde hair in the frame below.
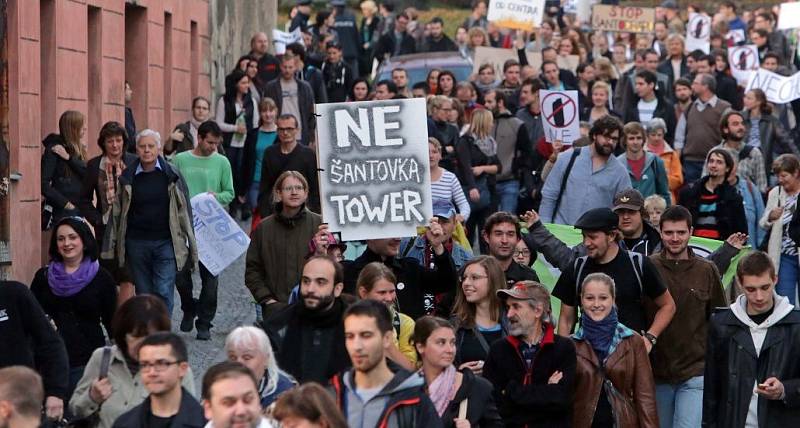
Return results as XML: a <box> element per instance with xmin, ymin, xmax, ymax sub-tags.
<box><xmin>456</xmin><ymin>109</ymin><xmax>500</xmax><ymax>249</ymax></box>
<box><xmin>42</xmin><ymin>110</ymin><xmax>88</xmax><ymax>227</ymax></box>
<box><xmin>462</xmin><ymin>27</ymin><xmax>490</xmax><ymax>62</ymax></box>
<box><xmin>225</xmin><ymin>326</ymin><xmax>295</xmax><ymax>408</ymax></box>
<box><xmin>579</xmin><ymin>81</ymin><xmax>621</xmax><ymax>124</ymax></box>
<box><xmin>356</xmin><ymin>262</ymin><xmax>417</xmax><ymax>370</ymax></box>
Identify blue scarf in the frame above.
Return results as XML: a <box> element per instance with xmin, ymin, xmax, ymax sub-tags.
<box><xmin>578</xmin><ymin>307</ymin><xmax>619</xmax><ymax>362</ymax></box>
<box><xmin>47</xmin><ymin>258</ymin><xmax>100</xmax><ymax>297</ymax></box>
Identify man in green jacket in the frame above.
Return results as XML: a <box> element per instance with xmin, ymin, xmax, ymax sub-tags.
<box><xmin>173</xmin><ymin>121</ymin><xmax>234</xmax><ymax>340</ymax></box>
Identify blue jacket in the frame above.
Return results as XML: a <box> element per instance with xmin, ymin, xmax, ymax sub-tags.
<box><xmin>734</xmin><ymin>176</ymin><xmax>766</xmax><ymax>248</ymax></box>
<box><xmin>399</xmin><ymin>236</ymin><xmax>473</xmax><ymax>271</ymax></box>
<box><xmin>617</xmin><ymin>151</ymin><xmax>672</xmax><ymax>204</ymax></box>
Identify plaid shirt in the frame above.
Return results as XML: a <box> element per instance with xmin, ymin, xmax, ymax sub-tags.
<box><xmin>704</xmin><ymin>142</ymin><xmax>768</xmax><ymax>194</ymax></box>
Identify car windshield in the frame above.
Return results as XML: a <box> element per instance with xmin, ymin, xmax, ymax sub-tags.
<box><xmin>377</xmin><ymin>64</ymin><xmax>473</xmax><ymax>88</ymax></box>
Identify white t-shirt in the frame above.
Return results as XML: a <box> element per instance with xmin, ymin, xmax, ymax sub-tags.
<box><xmin>637</xmin><ymin>98</ymin><xmax>658</xmax><ymax>123</ymax></box>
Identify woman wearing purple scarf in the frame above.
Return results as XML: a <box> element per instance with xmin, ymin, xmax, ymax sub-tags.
<box><xmin>570</xmin><ymin>273</ymin><xmax>657</xmax><ymax>428</ymax></box>
<box><xmin>31</xmin><ymin>216</ymin><xmax>117</xmax><ymax>402</ymax></box>
<box><xmin>414</xmin><ymin>316</ymin><xmax>503</xmax><ymax>428</ymax></box>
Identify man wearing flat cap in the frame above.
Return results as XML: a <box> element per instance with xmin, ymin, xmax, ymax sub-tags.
<box><xmin>551</xmin><ymin>208</ymin><xmax>675</xmax><ymax>353</ymax></box>
<box><xmin>484</xmin><ymin>281</ymin><xmax>576</xmax><ymax>428</ymax></box>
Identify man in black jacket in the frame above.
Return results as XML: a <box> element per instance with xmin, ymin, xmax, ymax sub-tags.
<box><xmin>679</xmin><ymin>148</ymin><xmax>748</xmax><ymax>241</ymax></box>
<box><xmin>112</xmin><ymin>333</ymin><xmax>204</xmax><ymax>428</ymax></box>
<box><xmin>264</xmin><ymin>256</ymin><xmax>351</xmax><ymax>384</ymax></box>
<box><xmin>373</xmin><ymin>12</ymin><xmax>416</xmax><ymax>64</ymax></box>
<box><xmin>704</xmin><ymin>251</ymin><xmax>800</xmax><ymax>427</ymax></box>
<box><xmin>696</xmin><ymin>54</ymin><xmax>742</xmax><ymax>110</ymax></box>
<box><xmin>0</xmin><ymin>281</ymin><xmax>69</xmax><ymax>421</ymax></box>
<box><xmin>343</xmin><ymin>219</ymin><xmax>458</xmax><ymax>319</ymax></box>
<box><xmin>484</xmin><ymin>281</ymin><xmax>576</xmax><ymax>428</ymax></box>
<box><xmin>285</xmin><ymin>43</ymin><xmax>327</xmax><ymax>105</ymax></box>
<box><xmin>331</xmin><ymin>0</ymin><xmax>361</xmax><ymax>76</ymax></box>
<box><xmin>622</xmin><ymin>70</ymin><xmax>676</xmax><ymax>144</ymax></box>
<box><xmin>249</xmin><ymin>32</ymin><xmax>280</xmax><ymax>95</ymax></box>
<box><xmin>320</xmin><ymin>41</ymin><xmax>354</xmax><ymax>103</ymax></box>
<box><xmin>421</xmin><ymin>17</ymin><xmax>457</xmax><ymax>53</ymax></box>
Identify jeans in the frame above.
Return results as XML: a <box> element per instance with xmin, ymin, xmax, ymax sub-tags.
<box><xmin>175</xmin><ymin>262</ymin><xmax>219</xmax><ymax>330</ymax></box>
<box><xmin>655</xmin><ymin>376</ymin><xmax>704</xmax><ymax>428</ymax></box>
<box><xmin>247</xmin><ymin>181</ymin><xmax>260</xmax><ymax>210</ymax></box>
<box><xmin>682</xmin><ymin>160</ymin><xmax>705</xmax><ymax>185</ymax></box>
<box><xmin>496</xmin><ymin>179</ymin><xmax>520</xmax><ymax>213</ymax></box>
<box><xmin>778</xmin><ymin>253</ymin><xmax>800</xmax><ymax>305</ymax></box>
<box><xmin>126</xmin><ymin>238</ymin><xmax>177</xmax><ymax>313</ymax></box>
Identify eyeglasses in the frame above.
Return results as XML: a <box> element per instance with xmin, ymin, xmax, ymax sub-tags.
<box><xmin>277</xmin><ymin>127</ymin><xmax>296</xmax><ymax>132</ymax></box>
<box><xmin>462</xmin><ymin>274</ymin><xmax>489</xmax><ymax>282</ymax></box>
<box><xmin>514</xmin><ymin>249</ymin><xmax>531</xmax><ymax>257</ymax></box>
<box><xmin>281</xmin><ymin>185</ymin><xmax>306</xmax><ymax>192</ymax></box>
<box><xmin>140</xmin><ymin>360</ymin><xmax>181</xmax><ymax>372</ymax></box>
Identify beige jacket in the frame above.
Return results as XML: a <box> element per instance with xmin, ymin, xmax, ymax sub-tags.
<box><xmin>69</xmin><ymin>345</ymin><xmax>196</xmax><ymax>428</ymax></box>
<box><xmin>759</xmin><ymin>186</ymin><xmax>796</xmax><ymax>273</ymax></box>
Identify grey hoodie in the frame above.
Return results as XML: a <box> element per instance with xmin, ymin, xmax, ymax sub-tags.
<box><xmin>730</xmin><ymin>292</ymin><xmax>795</xmax><ymax>428</ymax></box>
<box><xmin>341</xmin><ymin>369</ymin><xmax>427</xmax><ymax>428</ymax></box>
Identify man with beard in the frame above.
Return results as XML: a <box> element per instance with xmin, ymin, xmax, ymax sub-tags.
<box><xmin>113</xmin><ymin>333</ymin><xmax>204</xmax><ymax>428</ymax></box>
<box><xmin>484</xmin><ymin>281</ymin><xmax>576</xmax><ymax>427</ymax></box>
<box><xmin>552</xmin><ymin>208</ymin><xmax>675</xmax><ymax>347</ymax></box>
<box><xmin>539</xmin><ymin>115</ymin><xmax>632</xmax><ymax>225</ymax></box>
<box><xmin>420</xmin><ymin>17</ymin><xmax>457</xmax><ymax>53</ymax></box>
<box><xmin>344</xmin><ymin>219</ymin><xmax>458</xmax><ymax>319</ymax></box>
<box><xmin>703</xmin><ymin>111</ymin><xmax>767</xmax><ymax>194</ymax></box>
<box><xmin>173</xmin><ymin>121</ymin><xmax>234</xmax><ymax>340</ymax></box>
<box><xmin>201</xmin><ymin>362</ymin><xmax>276</xmax><ymax>428</ymax></box>
<box><xmin>483</xmin><ymin>89</ymin><xmax>534</xmax><ymax>213</ymax></box>
<box><xmin>680</xmin><ymin>148</ymin><xmax>747</xmax><ymax>240</ymax></box>
<box><xmin>483</xmin><ymin>211</ymin><xmax>539</xmax><ymax>286</ymax></box>
<box><xmin>672</xmin><ymin>78</ymin><xmax>693</xmax><ymax>124</ymax></box>
<box><xmin>264</xmin><ymin>256</ymin><xmax>351</xmax><ymax>384</ymax></box>
<box><xmin>648</xmin><ymin>206</ymin><xmax>726</xmax><ymax>428</ymax></box>
<box><xmin>329</xmin><ymin>300</ymin><xmax>441</xmax><ymax>428</ymax></box>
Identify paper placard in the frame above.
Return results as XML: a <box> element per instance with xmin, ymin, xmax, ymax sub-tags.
<box><xmin>272</xmin><ymin>28</ymin><xmax>303</xmax><ymax>55</ymax></box>
<box><xmin>191</xmin><ymin>193</ymin><xmax>251</xmax><ymax>276</ymax></box>
<box><xmin>591</xmin><ymin>5</ymin><xmax>656</xmax><ymax>34</ymax></box>
<box><xmin>315</xmin><ymin>98</ymin><xmax>432</xmax><ymax>241</ymax></box>
<box><xmin>745</xmin><ymin>68</ymin><xmax>800</xmax><ymax>105</ymax></box>
<box><xmin>539</xmin><ymin>90</ymin><xmax>580</xmax><ymax>143</ymax></box>
<box><xmin>487</xmin><ymin>0</ymin><xmax>545</xmax><ymax>32</ymax></box>
<box><xmin>686</xmin><ymin>13</ymin><xmax>711</xmax><ymax>54</ymax></box>
<box><xmin>778</xmin><ymin>2</ymin><xmax>800</xmax><ymax>30</ymax></box>
<box><xmin>729</xmin><ymin>45</ymin><xmax>760</xmax><ymax>86</ymax></box>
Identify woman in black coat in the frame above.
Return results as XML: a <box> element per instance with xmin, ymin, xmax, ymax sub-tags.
<box><xmin>42</xmin><ymin>110</ymin><xmax>88</xmax><ymax>227</ymax></box>
<box><xmin>30</xmin><ymin>217</ymin><xmax>117</xmax><ymax>400</ymax></box>
<box><xmin>414</xmin><ymin>316</ymin><xmax>503</xmax><ymax>428</ymax></box>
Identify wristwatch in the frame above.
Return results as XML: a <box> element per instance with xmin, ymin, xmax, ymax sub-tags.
<box><xmin>643</xmin><ymin>331</ymin><xmax>658</xmax><ymax>346</ymax></box>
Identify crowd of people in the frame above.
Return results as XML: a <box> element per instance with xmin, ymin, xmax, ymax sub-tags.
<box><xmin>5</xmin><ymin>1</ymin><xmax>800</xmax><ymax>428</ymax></box>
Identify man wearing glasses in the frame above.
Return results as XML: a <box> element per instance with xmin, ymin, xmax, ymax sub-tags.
<box><xmin>539</xmin><ymin>115</ymin><xmax>632</xmax><ymax>225</ymax></box>
<box><xmin>256</xmin><ymin>114</ymin><xmax>320</xmax><ymax>217</ymax></box>
<box><xmin>113</xmin><ymin>332</ymin><xmax>205</xmax><ymax>428</ymax></box>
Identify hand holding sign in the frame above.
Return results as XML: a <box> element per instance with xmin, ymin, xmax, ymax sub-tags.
<box><xmin>425</xmin><ymin>218</ymin><xmax>446</xmax><ymax>255</ymax></box>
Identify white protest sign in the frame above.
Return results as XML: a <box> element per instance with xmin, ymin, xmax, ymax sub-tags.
<box><xmin>190</xmin><ymin>193</ymin><xmax>251</xmax><ymax>276</ymax></box>
<box><xmin>778</xmin><ymin>2</ymin><xmax>800</xmax><ymax>30</ymax></box>
<box><xmin>726</xmin><ymin>29</ymin><xmax>746</xmax><ymax>45</ymax></box>
<box><xmin>686</xmin><ymin>13</ymin><xmax>711</xmax><ymax>54</ymax></box>
<box><xmin>316</xmin><ymin>98</ymin><xmax>432</xmax><ymax>241</ymax></box>
<box><xmin>745</xmin><ymin>68</ymin><xmax>800</xmax><ymax>104</ymax></box>
<box><xmin>487</xmin><ymin>0</ymin><xmax>545</xmax><ymax>32</ymax></box>
<box><xmin>539</xmin><ymin>90</ymin><xmax>580</xmax><ymax>143</ymax></box>
<box><xmin>729</xmin><ymin>45</ymin><xmax>759</xmax><ymax>86</ymax></box>
<box><xmin>591</xmin><ymin>5</ymin><xmax>656</xmax><ymax>34</ymax></box>
<box><xmin>272</xmin><ymin>28</ymin><xmax>303</xmax><ymax>55</ymax></box>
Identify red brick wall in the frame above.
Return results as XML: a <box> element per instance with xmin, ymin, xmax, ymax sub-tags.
<box><xmin>6</xmin><ymin>0</ymin><xmax>211</xmax><ymax>284</ymax></box>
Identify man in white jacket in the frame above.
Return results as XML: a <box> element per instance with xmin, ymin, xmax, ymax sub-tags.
<box><xmin>703</xmin><ymin>250</ymin><xmax>800</xmax><ymax>427</ymax></box>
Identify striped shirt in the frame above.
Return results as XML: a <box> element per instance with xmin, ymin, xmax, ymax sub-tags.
<box><xmin>781</xmin><ymin>194</ymin><xmax>798</xmax><ymax>256</ymax></box>
<box><xmin>431</xmin><ymin>169</ymin><xmax>471</xmax><ymax>221</ymax></box>
<box><xmin>694</xmin><ymin>188</ymin><xmax>721</xmax><ymax>239</ymax></box>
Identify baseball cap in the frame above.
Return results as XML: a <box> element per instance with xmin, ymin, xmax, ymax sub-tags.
<box><xmin>296</xmin><ymin>0</ymin><xmax>312</xmax><ymax>5</ymax></box>
<box><xmin>497</xmin><ymin>281</ymin><xmax>549</xmax><ymax>301</ymax></box>
<box><xmin>432</xmin><ymin>199</ymin><xmax>457</xmax><ymax>220</ymax></box>
<box><xmin>574</xmin><ymin>208</ymin><xmax>619</xmax><ymax>232</ymax></box>
<box><xmin>613</xmin><ymin>189</ymin><xmax>645</xmax><ymax>212</ymax></box>
<box><xmin>660</xmin><ymin>0</ymin><xmax>678</xmax><ymax>10</ymax></box>
<box><xmin>330</xmin><ymin>0</ymin><xmax>346</xmax><ymax>6</ymax></box>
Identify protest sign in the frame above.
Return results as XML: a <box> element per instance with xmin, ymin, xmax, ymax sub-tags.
<box><xmin>487</xmin><ymin>0</ymin><xmax>545</xmax><ymax>32</ymax></box>
<box><xmin>272</xmin><ymin>28</ymin><xmax>303</xmax><ymax>55</ymax></box>
<box><xmin>591</xmin><ymin>5</ymin><xmax>656</xmax><ymax>34</ymax></box>
<box><xmin>539</xmin><ymin>90</ymin><xmax>580</xmax><ymax>143</ymax></box>
<box><xmin>686</xmin><ymin>13</ymin><xmax>711</xmax><ymax>54</ymax></box>
<box><xmin>778</xmin><ymin>2</ymin><xmax>800</xmax><ymax>30</ymax></box>
<box><xmin>745</xmin><ymin>68</ymin><xmax>800</xmax><ymax>104</ymax></box>
<box><xmin>190</xmin><ymin>193</ymin><xmax>251</xmax><ymax>276</ymax></box>
<box><xmin>316</xmin><ymin>98</ymin><xmax>432</xmax><ymax>241</ymax></box>
<box><xmin>726</xmin><ymin>29</ymin><xmax>746</xmax><ymax>45</ymax></box>
<box><xmin>729</xmin><ymin>45</ymin><xmax>760</xmax><ymax>86</ymax></box>
<box><xmin>532</xmin><ymin>223</ymin><xmax>747</xmax><ymax>321</ymax></box>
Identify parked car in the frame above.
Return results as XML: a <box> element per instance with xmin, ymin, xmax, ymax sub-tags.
<box><xmin>374</xmin><ymin>52</ymin><xmax>473</xmax><ymax>87</ymax></box>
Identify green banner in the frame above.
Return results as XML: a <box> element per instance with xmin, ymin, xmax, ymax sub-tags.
<box><xmin>531</xmin><ymin>223</ymin><xmax>746</xmax><ymax>321</ymax></box>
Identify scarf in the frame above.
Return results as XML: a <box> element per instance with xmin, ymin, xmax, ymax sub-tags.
<box><xmin>473</xmin><ymin>135</ymin><xmax>497</xmax><ymax>157</ymax></box>
<box><xmin>103</xmin><ymin>156</ymin><xmax>126</xmax><ymax>206</ymax></box>
<box><xmin>47</xmin><ymin>258</ymin><xmax>100</xmax><ymax>297</ymax></box>
<box><xmin>579</xmin><ymin>307</ymin><xmax>619</xmax><ymax>363</ymax></box>
<box><xmin>424</xmin><ymin>365</ymin><xmax>458</xmax><ymax>416</ymax></box>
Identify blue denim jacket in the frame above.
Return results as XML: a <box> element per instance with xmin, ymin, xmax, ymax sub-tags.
<box><xmin>399</xmin><ymin>236</ymin><xmax>473</xmax><ymax>271</ymax></box>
